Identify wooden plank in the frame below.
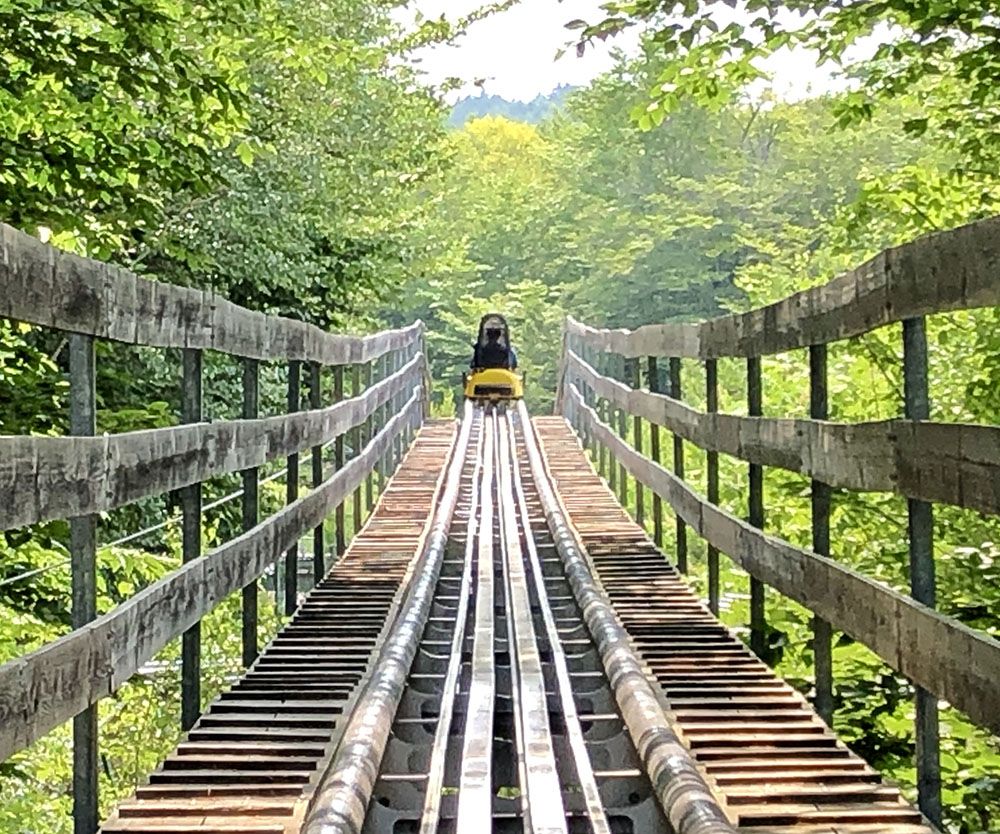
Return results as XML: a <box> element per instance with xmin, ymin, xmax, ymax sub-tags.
<box><xmin>566</xmin><ymin>384</ymin><xmax>1000</xmax><ymax>735</ymax></box>
<box><xmin>0</xmin><ymin>356</ymin><xmax>424</xmax><ymax>530</ymax></box>
<box><xmin>564</xmin><ymin>317</ymin><xmax>701</xmax><ymax>360</ymax></box>
<box><xmin>0</xmin><ymin>390</ymin><xmax>424</xmax><ymax>763</ymax></box>
<box><xmin>0</xmin><ymin>223</ymin><xmax>421</xmax><ymax>362</ymax></box>
<box><xmin>564</xmin><ymin>215</ymin><xmax>1000</xmax><ymax>359</ymax></box>
<box><xmin>565</xmin><ymin>350</ymin><xmax>1000</xmax><ymax>515</ymax></box>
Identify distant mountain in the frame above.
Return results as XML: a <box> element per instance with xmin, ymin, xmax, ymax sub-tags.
<box><xmin>448</xmin><ymin>86</ymin><xmax>576</xmax><ymax>128</ymax></box>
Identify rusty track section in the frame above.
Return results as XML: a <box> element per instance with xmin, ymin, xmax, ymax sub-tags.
<box><xmin>100</xmin><ymin>421</ymin><xmax>456</xmax><ymax>834</ymax></box>
<box><xmin>533</xmin><ymin>416</ymin><xmax>937</xmax><ymax>834</ymax></box>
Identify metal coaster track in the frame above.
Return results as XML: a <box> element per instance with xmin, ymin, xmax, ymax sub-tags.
<box><xmin>352</xmin><ymin>402</ymin><xmax>716</xmax><ymax>834</ymax></box>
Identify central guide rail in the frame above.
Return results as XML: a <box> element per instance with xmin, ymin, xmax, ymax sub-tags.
<box><xmin>353</xmin><ymin>402</ymin><xmax>684</xmax><ymax>834</ymax></box>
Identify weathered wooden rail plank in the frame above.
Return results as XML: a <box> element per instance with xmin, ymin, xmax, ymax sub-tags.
<box><xmin>566</xmin><ymin>350</ymin><xmax>1000</xmax><ymax>515</ymax></box>
<box><xmin>0</xmin><ymin>223</ymin><xmax>421</xmax><ymax>362</ymax></box>
<box><xmin>564</xmin><ymin>215</ymin><xmax>1000</xmax><ymax>359</ymax></box>
<box><xmin>565</xmin><ymin>384</ymin><xmax>1000</xmax><ymax>735</ymax></box>
<box><xmin>0</xmin><ymin>356</ymin><xmax>423</xmax><ymax>530</ymax></box>
<box><xmin>0</xmin><ymin>389</ymin><xmax>422</xmax><ymax>763</ymax></box>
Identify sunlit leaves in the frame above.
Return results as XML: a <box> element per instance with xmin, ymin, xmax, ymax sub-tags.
<box><xmin>134</xmin><ymin>0</ymin><xmax>452</xmax><ymax>329</ymax></box>
<box><xmin>0</xmin><ymin>0</ymin><xmax>259</xmax><ymax>251</ymax></box>
<box><xmin>587</xmin><ymin>0</ymin><xmax>1000</xmax><ymax>189</ymax></box>
<box><xmin>0</xmin><ymin>322</ymin><xmax>66</xmax><ymax>436</ymax></box>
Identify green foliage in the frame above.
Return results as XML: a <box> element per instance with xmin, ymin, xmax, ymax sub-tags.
<box><xmin>584</xmin><ymin>1</ymin><xmax>1000</xmax><ymax>182</ymax></box>
<box><xmin>0</xmin><ymin>0</ymin><xmax>257</xmax><ymax>251</ymax></box>
<box><xmin>387</xmin><ymin>53</ymin><xmax>937</xmax><ymax>411</ymax></box>
<box><xmin>383</xmin><ymin>36</ymin><xmax>1000</xmax><ymax>829</ymax></box>
<box><xmin>4</xmin><ymin>0</ymin><xmax>1000</xmax><ymax>829</ymax></box>
<box><xmin>130</xmin><ymin>0</ymin><xmax>455</xmax><ymax>327</ymax></box>
<box><xmin>0</xmin><ymin>323</ymin><xmax>65</xmax><ymax>435</ymax></box>
<box><xmin>702</xmin><ymin>203</ymin><xmax>1000</xmax><ymax>829</ymax></box>
<box><xmin>0</xmin><ymin>0</ymin><xmax>466</xmax><ymax>827</ymax></box>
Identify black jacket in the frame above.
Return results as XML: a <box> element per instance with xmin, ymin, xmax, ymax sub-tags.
<box><xmin>471</xmin><ymin>342</ymin><xmax>517</xmax><ymax>369</ymax></box>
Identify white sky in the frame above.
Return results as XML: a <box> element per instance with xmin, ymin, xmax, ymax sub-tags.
<box><xmin>400</xmin><ymin>0</ymin><xmax>636</xmax><ymax>101</ymax></box>
<box><xmin>399</xmin><ymin>0</ymin><xmax>846</xmax><ymax>103</ymax></box>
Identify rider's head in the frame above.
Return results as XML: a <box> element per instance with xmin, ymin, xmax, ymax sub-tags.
<box><xmin>486</xmin><ymin>327</ymin><xmax>501</xmax><ymax>342</ymax></box>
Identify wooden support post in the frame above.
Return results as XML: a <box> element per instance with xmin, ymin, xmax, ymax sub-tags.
<box><xmin>580</xmin><ymin>345</ymin><xmax>593</xmax><ymax>453</ymax></box>
<box><xmin>399</xmin><ymin>350</ymin><xmax>407</xmax><ymax>466</ymax></box>
<box><xmin>747</xmin><ymin>355</ymin><xmax>766</xmax><ymax>658</ymax></box>
<box><xmin>397</xmin><ymin>350</ymin><xmax>406</xmax><ymax>461</ymax></box>
<box><xmin>310</xmin><ymin>362</ymin><xmax>325</xmax><ymax>586</ymax></box>
<box><xmin>648</xmin><ymin>356</ymin><xmax>663</xmax><ymax>548</ymax></box>
<box><xmin>598</xmin><ymin>350</ymin><xmax>610</xmax><ymax>481</ymax></box>
<box><xmin>631</xmin><ymin>358</ymin><xmax>645</xmax><ymax>526</ymax></box>
<box><xmin>351</xmin><ymin>363</ymin><xmax>363</xmax><ymax>535</ymax></box>
<box><xmin>405</xmin><ymin>345</ymin><xmax>416</xmax><ymax>447</ymax></box>
<box><xmin>380</xmin><ymin>352</ymin><xmax>391</xmax><ymax>480</ymax></box>
<box><xmin>598</xmin><ymin>390</ymin><xmax>609</xmax><ymax>479</ymax></box>
<box><xmin>576</xmin><ymin>345</ymin><xmax>588</xmax><ymax>447</ymax></box>
<box><xmin>241</xmin><ymin>358</ymin><xmax>260</xmax><ymax>667</ymax></box>
<box><xmin>378</xmin><ymin>353</ymin><xmax>390</xmax><ymax>489</ymax></box>
<box><xmin>69</xmin><ymin>334</ymin><xmax>98</xmax><ymax>834</ymax></box>
<box><xmin>903</xmin><ymin>317</ymin><xmax>941</xmax><ymax>826</ymax></box>
<box><xmin>392</xmin><ymin>349</ymin><xmax>404</xmax><ymax>467</ymax></box>
<box><xmin>420</xmin><ymin>330</ymin><xmax>431</xmax><ymax>421</ymax></box>
<box><xmin>617</xmin><ymin>405</ymin><xmax>628</xmax><ymax>506</ymax></box>
<box><xmin>588</xmin><ymin>350</ymin><xmax>604</xmax><ymax>479</ymax></box>
<box><xmin>363</xmin><ymin>360</ymin><xmax>374</xmax><ymax>513</ymax></box>
<box><xmin>387</xmin><ymin>352</ymin><xmax>396</xmax><ymax>470</ymax></box>
<box><xmin>334</xmin><ymin>365</ymin><xmax>346</xmax><ymax>556</ymax></box>
<box><xmin>577</xmin><ymin>348</ymin><xmax>603</xmax><ymax>461</ymax></box>
<box><xmin>810</xmin><ymin>344</ymin><xmax>834</xmax><ymax>725</ymax></box>
<box><xmin>705</xmin><ymin>359</ymin><xmax>720</xmax><ymax>615</ymax></box>
<box><xmin>582</xmin><ymin>347</ymin><xmax>594</xmax><ymax>468</ymax></box>
<box><xmin>615</xmin><ymin>354</ymin><xmax>628</xmax><ymax>507</ymax></box>
<box><xmin>670</xmin><ymin>357</ymin><xmax>687</xmax><ymax>573</ymax></box>
<box><xmin>402</xmin><ymin>349</ymin><xmax>411</xmax><ymax>448</ymax></box>
<box><xmin>284</xmin><ymin>360</ymin><xmax>301</xmax><ymax>616</ymax></box>
<box><xmin>181</xmin><ymin>348</ymin><xmax>203</xmax><ymax>731</ymax></box>
<box><xmin>388</xmin><ymin>350</ymin><xmax>395</xmax><ymax>466</ymax></box>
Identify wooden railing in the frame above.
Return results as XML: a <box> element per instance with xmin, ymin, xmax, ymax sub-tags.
<box><xmin>557</xmin><ymin>215</ymin><xmax>1000</xmax><ymax>828</ymax></box>
<box><xmin>0</xmin><ymin>223</ymin><xmax>429</xmax><ymax>833</ymax></box>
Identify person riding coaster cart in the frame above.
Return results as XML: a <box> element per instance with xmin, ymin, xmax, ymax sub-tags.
<box><xmin>463</xmin><ymin>313</ymin><xmax>524</xmax><ymax>401</ymax></box>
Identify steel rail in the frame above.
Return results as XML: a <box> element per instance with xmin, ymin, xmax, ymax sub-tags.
<box><xmin>302</xmin><ymin>400</ymin><xmax>476</xmax><ymax>834</ymax></box>
<box><xmin>497</xmin><ymin>414</ymin><xmax>567</xmax><ymax>834</ymax></box>
<box><xmin>516</xmin><ymin>400</ymin><xmax>738</xmax><ymax>834</ymax></box>
<box><xmin>456</xmin><ymin>410</ymin><xmax>497</xmax><ymax>831</ymax></box>
<box><xmin>507</xmin><ymin>410</ymin><xmax>611</xmax><ymax>834</ymax></box>
<box><xmin>498</xmin><ymin>413</ymin><xmax>531</xmax><ymax>827</ymax></box>
<box><xmin>419</xmin><ymin>412</ymin><xmax>485</xmax><ymax>834</ymax></box>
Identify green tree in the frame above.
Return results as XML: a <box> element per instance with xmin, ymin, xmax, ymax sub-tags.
<box><xmin>0</xmin><ymin>0</ymin><xmax>258</xmax><ymax>252</ymax></box>
<box><xmin>580</xmin><ymin>1</ymin><xmax>1000</xmax><ymax>175</ymax></box>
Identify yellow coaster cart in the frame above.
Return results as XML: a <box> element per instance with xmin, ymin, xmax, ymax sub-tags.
<box><xmin>463</xmin><ymin>313</ymin><xmax>524</xmax><ymax>402</ymax></box>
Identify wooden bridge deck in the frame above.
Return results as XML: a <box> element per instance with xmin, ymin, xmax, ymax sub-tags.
<box><xmin>95</xmin><ymin>415</ymin><xmax>940</xmax><ymax>833</ymax></box>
